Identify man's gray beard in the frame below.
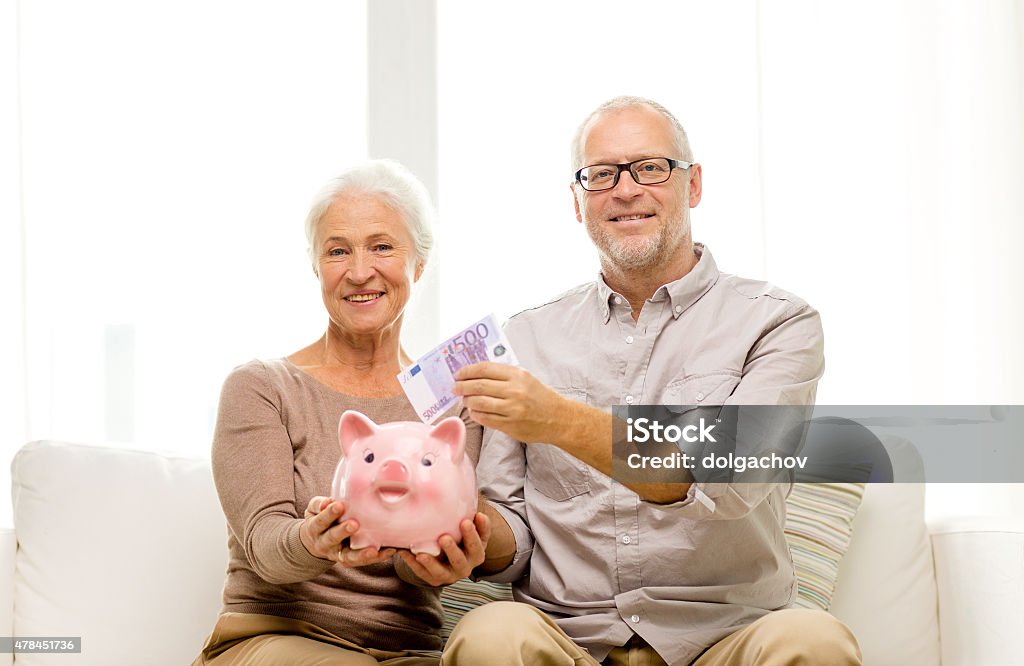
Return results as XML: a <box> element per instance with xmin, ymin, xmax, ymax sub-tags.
<box><xmin>586</xmin><ymin>218</ymin><xmax>687</xmax><ymax>272</ymax></box>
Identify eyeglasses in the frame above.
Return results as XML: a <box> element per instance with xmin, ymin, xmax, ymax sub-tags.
<box><xmin>573</xmin><ymin>157</ymin><xmax>693</xmax><ymax>192</ymax></box>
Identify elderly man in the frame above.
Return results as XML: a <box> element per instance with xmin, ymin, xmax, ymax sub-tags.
<box><xmin>443</xmin><ymin>97</ymin><xmax>861</xmax><ymax>665</ymax></box>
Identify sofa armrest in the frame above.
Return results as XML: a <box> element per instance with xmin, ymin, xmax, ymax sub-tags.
<box><xmin>929</xmin><ymin>516</ymin><xmax>1024</xmax><ymax>666</ymax></box>
<box><xmin>1</xmin><ymin>526</ymin><xmax>14</xmax><ymax>666</ymax></box>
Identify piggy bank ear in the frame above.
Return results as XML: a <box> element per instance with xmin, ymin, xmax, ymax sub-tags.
<box><xmin>429</xmin><ymin>416</ymin><xmax>466</xmax><ymax>463</ymax></box>
<box><xmin>338</xmin><ymin>410</ymin><xmax>378</xmax><ymax>457</ymax></box>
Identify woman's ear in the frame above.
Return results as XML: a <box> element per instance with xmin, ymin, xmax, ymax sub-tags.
<box><xmin>414</xmin><ymin>262</ymin><xmax>425</xmax><ymax>282</ymax></box>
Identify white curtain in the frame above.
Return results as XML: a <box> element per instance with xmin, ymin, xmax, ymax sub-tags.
<box><xmin>2</xmin><ymin>0</ymin><xmax>26</xmax><ymax>526</ymax></box>
<box><xmin>438</xmin><ymin>0</ymin><xmax>1023</xmax><ymax>406</ymax></box>
<box><xmin>759</xmin><ymin>0</ymin><xmax>1024</xmax><ymax>406</ymax></box>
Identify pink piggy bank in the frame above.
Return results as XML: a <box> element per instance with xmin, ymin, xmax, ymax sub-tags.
<box><xmin>331</xmin><ymin>410</ymin><xmax>477</xmax><ymax>556</ymax></box>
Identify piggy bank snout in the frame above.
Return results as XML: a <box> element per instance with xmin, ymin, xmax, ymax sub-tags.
<box><xmin>371</xmin><ymin>459</ymin><xmax>413</xmax><ymax>505</ymax></box>
<box><xmin>377</xmin><ymin>459</ymin><xmax>410</xmax><ymax>484</ymax></box>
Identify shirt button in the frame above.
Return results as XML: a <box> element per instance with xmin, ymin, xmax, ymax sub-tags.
<box><xmin>614</xmin><ymin>296</ymin><xmax>622</xmax><ymax>305</ymax></box>
<box><xmin>625</xmin><ymin>395</ymin><xmax>634</xmax><ymax>404</ymax></box>
<box><xmin>674</xmin><ymin>305</ymin><xmax>683</xmax><ymax>314</ymax></box>
<box><xmin>696</xmin><ymin>392</ymin><xmax>705</xmax><ymax>402</ymax></box>
<box><xmin>625</xmin><ymin>335</ymin><xmax>634</xmax><ymax>344</ymax></box>
<box><xmin>621</xmin><ymin>535</ymin><xmax>631</xmax><ymax>544</ymax></box>
<box><xmin>631</xmin><ymin>615</ymin><xmax>640</xmax><ymax>623</ymax></box>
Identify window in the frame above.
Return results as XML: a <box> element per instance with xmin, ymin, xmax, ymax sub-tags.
<box><xmin>17</xmin><ymin>0</ymin><xmax>368</xmax><ymax>457</ymax></box>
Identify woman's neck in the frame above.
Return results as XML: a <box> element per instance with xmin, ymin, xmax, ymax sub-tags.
<box><xmin>288</xmin><ymin>323</ymin><xmax>413</xmax><ymax>397</ymax></box>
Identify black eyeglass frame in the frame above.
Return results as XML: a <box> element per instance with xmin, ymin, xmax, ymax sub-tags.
<box><xmin>573</xmin><ymin>157</ymin><xmax>694</xmax><ymax>192</ymax></box>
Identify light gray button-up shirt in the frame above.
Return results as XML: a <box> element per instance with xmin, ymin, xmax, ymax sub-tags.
<box><xmin>477</xmin><ymin>244</ymin><xmax>824</xmax><ymax>666</ymax></box>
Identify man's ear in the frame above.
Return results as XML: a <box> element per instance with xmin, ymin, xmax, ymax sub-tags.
<box><xmin>688</xmin><ymin>163</ymin><xmax>703</xmax><ymax>208</ymax></box>
<box><xmin>414</xmin><ymin>262</ymin><xmax>425</xmax><ymax>282</ymax></box>
<box><xmin>572</xmin><ymin>183</ymin><xmax>583</xmax><ymax>223</ymax></box>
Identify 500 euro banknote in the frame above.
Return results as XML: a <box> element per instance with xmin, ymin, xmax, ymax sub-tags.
<box><xmin>398</xmin><ymin>313</ymin><xmax>518</xmax><ymax>424</ymax></box>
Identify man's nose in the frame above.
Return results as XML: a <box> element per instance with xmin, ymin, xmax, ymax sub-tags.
<box><xmin>611</xmin><ymin>168</ymin><xmax>643</xmax><ymax>198</ymax></box>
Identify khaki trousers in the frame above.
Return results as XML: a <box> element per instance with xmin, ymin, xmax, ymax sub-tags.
<box><xmin>441</xmin><ymin>601</ymin><xmax>862</xmax><ymax>666</ymax></box>
<box><xmin>192</xmin><ymin>613</ymin><xmax>441</xmax><ymax>665</ymax></box>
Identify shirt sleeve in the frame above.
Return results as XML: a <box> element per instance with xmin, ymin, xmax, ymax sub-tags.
<box><xmin>211</xmin><ymin>362</ymin><xmax>334</xmax><ymax>584</ymax></box>
<box><xmin>649</xmin><ymin>302</ymin><xmax>824</xmax><ymax>519</ymax></box>
<box><xmin>473</xmin><ymin>426</ymin><xmax>535</xmax><ymax>583</ymax></box>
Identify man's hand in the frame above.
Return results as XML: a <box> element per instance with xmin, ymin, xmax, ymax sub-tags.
<box><xmin>454</xmin><ymin>362</ymin><xmax>571</xmax><ymax>444</ymax></box>
<box><xmin>455</xmin><ymin>365</ymin><xmax>692</xmax><ymax>504</ymax></box>
<box><xmin>395</xmin><ymin>512</ymin><xmax>491</xmax><ymax>586</ymax></box>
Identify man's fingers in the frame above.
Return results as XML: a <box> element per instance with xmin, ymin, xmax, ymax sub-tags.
<box><xmin>454</xmin><ymin>362</ymin><xmax>517</xmax><ymax>383</ymax></box>
<box><xmin>460</xmin><ymin>518</ymin><xmax>487</xmax><ymax>567</ymax></box>
<box><xmin>474</xmin><ymin>512</ymin><xmax>492</xmax><ymax>545</ymax></box>
<box><xmin>454</xmin><ymin>377</ymin><xmax>513</xmax><ymax>399</ymax></box>
<box><xmin>415</xmin><ymin>551</ymin><xmax>452</xmax><ymax>582</ymax></box>
<box><xmin>438</xmin><ymin>534</ymin><xmax>468</xmax><ymax>571</ymax></box>
<box><xmin>398</xmin><ymin>551</ymin><xmax>436</xmax><ymax>583</ymax></box>
<box><xmin>463</xmin><ymin>395</ymin><xmax>507</xmax><ymax>415</ymax></box>
<box><xmin>466</xmin><ymin>408</ymin><xmax>518</xmax><ymax>431</ymax></box>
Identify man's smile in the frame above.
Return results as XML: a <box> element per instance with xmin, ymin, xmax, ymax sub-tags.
<box><xmin>611</xmin><ymin>213</ymin><xmax>655</xmax><ymax>222</ymax></box>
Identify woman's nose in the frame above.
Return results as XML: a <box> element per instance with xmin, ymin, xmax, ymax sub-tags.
<box><xmin>346</xmin><ymin>251</ymin><xmax>375</xmax><ymax>283</ymax></box>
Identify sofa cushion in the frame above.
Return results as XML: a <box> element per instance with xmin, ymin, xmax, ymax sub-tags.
<box><xmin>827</xmin><ymin>434</ymin><xmax>940</xmax><ymax>666</ymax></box>
<box><xmin>11</xmin><ymin>441</ymin><xmax>227</xmax><ymax>666</ymax></box>
<box><xmin>829</xmin><ymin>482</ymin><xmax>940</xmax><ymax>666</ymax></box>
<box><xmin>784</xmin><ymin>482</ymin><xmax>865</xmax><ymax>610</ymax></box>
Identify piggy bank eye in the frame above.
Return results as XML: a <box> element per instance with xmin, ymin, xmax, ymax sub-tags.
<box><xmin>363</xmin><ymin>450</ymin><xmax>375</xmax><ymax>463</ymax></box>
<box><xmin>421</xmin><ymin>453</ymin><xmax>437</xmax><ymax>467</ymax></box>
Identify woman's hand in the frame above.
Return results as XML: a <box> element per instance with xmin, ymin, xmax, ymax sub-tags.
<box><xmin>300</xmin><ymin>496</ymin><xmax>397</xmax><ymax>567</ymax></box>
<box><xmin>396</xmin><ymin>512</ymin><xmax>491</xmax><ymax>586</ymax></box>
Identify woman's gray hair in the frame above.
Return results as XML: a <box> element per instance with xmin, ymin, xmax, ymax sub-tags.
<box><xmin>304</xmin><ymin>159</ymin><xmax>435</xmax><ymax>268</ymax></box>
<box><xmin>570</xmin><ymin>96</ymin><xmax>693</xmax><ymax>174</ymax></box>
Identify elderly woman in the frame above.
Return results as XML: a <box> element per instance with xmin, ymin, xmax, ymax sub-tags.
<box><xmin>193</xmin><ymin>160</ymin><xmax>488</xmax><ymax>665</ymax></box>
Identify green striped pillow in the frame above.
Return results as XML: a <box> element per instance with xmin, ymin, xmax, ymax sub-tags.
<box><xmin>784</xmin><ymin>482</ymin><xmax>866</xmax><ymax>610</ymax></box>
<box><xmin>440</xmin><ymin>579</ymin><xmax>513</xmax><ymax>642</ymax></box>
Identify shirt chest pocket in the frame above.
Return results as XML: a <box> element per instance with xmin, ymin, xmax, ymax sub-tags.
<box><xmin>659</xmin><ymin>371</ymin><xmax>741</xmax><ymax>405</ymax></box>
<box><xmin>525</xmin><ymin>388</ymin><xmax>592</xmax><ymax>501</ymax></box>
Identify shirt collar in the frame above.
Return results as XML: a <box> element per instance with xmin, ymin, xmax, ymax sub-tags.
<box><xmin>596</xmin><ymin>243</ymin><xmax>720</xmax><ymax>323</ymax></box>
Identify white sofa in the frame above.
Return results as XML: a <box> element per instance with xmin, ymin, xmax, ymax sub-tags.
<box><xmin>3</xmin><ymin>440</ymin><xmax>1023</xmax><ymax>665</ymax></box>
